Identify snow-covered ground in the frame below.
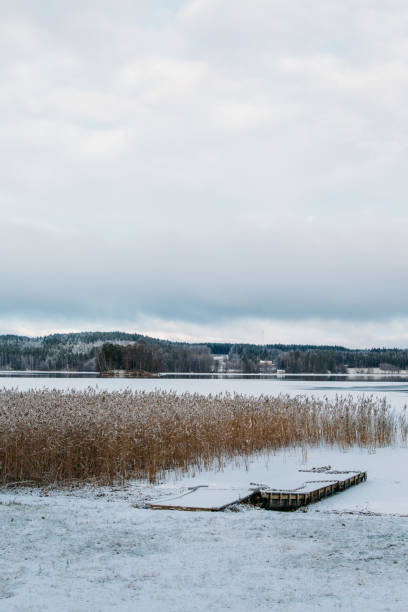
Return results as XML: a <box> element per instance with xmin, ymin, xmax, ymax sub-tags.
<box><xmin>1</xmin><ymin>446</ymin><xmax>408</xmax><ymax>611</ymax></box>
<box><xmin>1</xmin><ymin>377</ymin><xmax>407</xmax><ymax>610</ymax></box>
<box><xmin>2</xmin><ymin>492</ymin><xmax>408</xmax><ymax>612</ymax></box>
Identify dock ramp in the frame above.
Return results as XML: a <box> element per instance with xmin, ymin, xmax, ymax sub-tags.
<box><xmin>150</xmin><ymin>486</ymin><xmax>254</xmax><ymax>511</ymax></box>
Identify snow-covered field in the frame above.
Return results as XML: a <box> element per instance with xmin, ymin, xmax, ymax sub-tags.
<box><xmin>1</xmin><ymin>377</ymin><xmax>407</xmax><ymax>611</ymax></box>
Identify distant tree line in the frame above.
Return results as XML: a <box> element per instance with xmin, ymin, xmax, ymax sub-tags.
<box><xmin>2</xmin><ymin>332</ymin><xmax>408</xmax><ymax>374</ymax></box>
<box><xmin>224</xmin><ymin>345</ymin><xmax>408</xmax><ymax>373</ymax></box>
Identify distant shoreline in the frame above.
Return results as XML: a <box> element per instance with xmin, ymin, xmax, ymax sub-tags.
<box><xmin>2</xmin><ymin>370</ymin><xmax>408</xmax><ymax>382</ymax></box>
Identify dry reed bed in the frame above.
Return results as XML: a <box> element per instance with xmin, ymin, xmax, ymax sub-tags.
<box><xmin>0</xmin><ymin>388</ymin><xmax>406</xmax><ymax>485</ymax></box>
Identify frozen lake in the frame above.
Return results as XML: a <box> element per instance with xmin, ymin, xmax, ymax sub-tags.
<box><xmin>1</xmin><ymin>374</ymin><xmax>408</xmax><ymax>409</ymax></box>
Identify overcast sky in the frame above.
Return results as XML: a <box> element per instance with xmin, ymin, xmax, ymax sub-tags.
<box><xmin>1</xmin><ymin>1</ymin><xmax>408</xmax><ymax>347</ymax></box>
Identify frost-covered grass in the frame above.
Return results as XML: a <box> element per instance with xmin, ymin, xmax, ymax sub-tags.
<box><xmin>2</xmin><ymin>498</ymin><xmax>408</xmax><ymax>612</ymax></box>
<box><xmin>1</xmin><ymin>388</ymin><xmax>406</xmax><ymax>485</ymax></box>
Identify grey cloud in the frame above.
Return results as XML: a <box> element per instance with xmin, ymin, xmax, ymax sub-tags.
<box><xmin>0</xmin><ymin>1</ymin><xmax>408</xmax><ymax>341</ymax></box>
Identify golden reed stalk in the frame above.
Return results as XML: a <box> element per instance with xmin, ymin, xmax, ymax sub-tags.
<box><xmin>0</xmin><ymin>389</ymin><xmax>405</xmax><ymax>485</ymax></box>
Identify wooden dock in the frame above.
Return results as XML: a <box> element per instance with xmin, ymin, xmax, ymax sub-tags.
<box><xmin>251</xmin><ymin>470</ymin><xmax>367</xmax><ymax>510</ymax></box>
<box><xmin>149</xmin><ymin>486</ymin><xmax>255</xmax><ymax>512</ymax></box>
<box><xmin>149</xmin><ymin>468</ymin><xmax>367</xmax><ymax>512</ymax></box>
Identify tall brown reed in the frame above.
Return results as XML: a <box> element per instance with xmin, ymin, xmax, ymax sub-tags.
<box><xmin>0</xmin><ymin>389</ymin><xmax>405</xmax><ymax>485</ymax></box>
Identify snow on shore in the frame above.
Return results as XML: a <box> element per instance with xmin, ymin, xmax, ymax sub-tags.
<box><xmin>1</xmin><ymin>446</ymin><xmax>407</xmax><ymax>611</ymax></box>
<box><xmin>1</xmin><ymin>494</ymin><xmax>408</xmax><ymax>612</ymax></box>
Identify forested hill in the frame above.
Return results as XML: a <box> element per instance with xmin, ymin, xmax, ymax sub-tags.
<box><xmin>0</xmin><ymin>332</ymin><xmax>215</xmax><ymax>372</ymax></box>
<box><xmin>1</xmin><ymin>332</ymin><xmax>408</xmax><ymax>373</ymax></box>
<box><xmin>0</xmin><ymin>332</ymin><xmax>157</xmax><ymax>371</ymax></box>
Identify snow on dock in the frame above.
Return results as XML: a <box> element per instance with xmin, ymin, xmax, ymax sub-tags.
<box><xmin>253</xmin><ymin>469</ymin><xmax>367</xmax><ymax>510</ymax></box>
<box><xmin>149</xmin><ymin>468</ymin><xmax>367</xmax><ymax>511</ymax></box>
<box><xmin>149</xmin><ymin>486</ymin><xmax>254</xmax><ymax>511</ymax></box>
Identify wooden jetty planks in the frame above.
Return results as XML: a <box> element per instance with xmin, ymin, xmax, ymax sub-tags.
<box><xmin>148</xmin><ymin>469</ymin><xmax>367</xmax><ymax>512</ymax></box>
<box><xmin>256</xmin><ymin>471</ymin><xmax>367</xmax><ymax>510</ymax></box>
<box><xmin>149</xmin><ymin>486</ymin><xmax>255</xmax><ymax>512</ymax></box>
